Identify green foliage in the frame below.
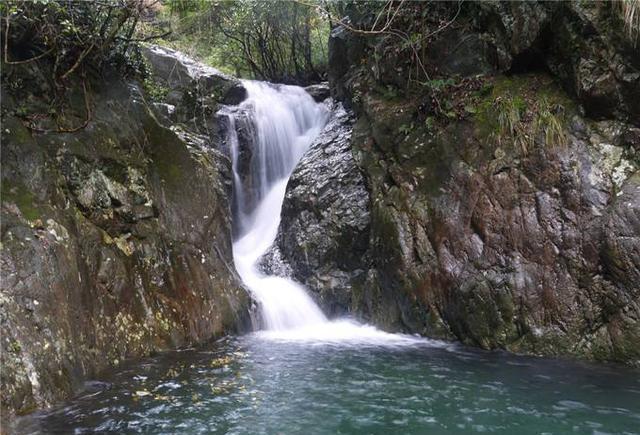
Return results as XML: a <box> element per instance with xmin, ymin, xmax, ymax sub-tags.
<box><xmin>1</xmin><ymin>0</ymin><xmax>150</xmax><ymax>80</ymax></box>
<box><xmin>143</xmin><ymin>76</ymin><xmax>169</xmax><ymax>102</ymax></box>
<box><xmin>9</xmin><ymin>341</ymin><xmax>22</xmax><ymax>354</ymax></box>
<box><xmin>494</xmin><ymin>96</ymin><xmax>525</xmax><ymax>141</ymax></box>
<box><xmin>381</xmin><ymin>84</ymin><xmax>399</xmax><ymax>100</ymax></box>
<box><xmin>165</xmin><ymin>0</ymin><xmax>209</xmax><ymax>17</ymax></box>
<box><xmin>398</xmin><ymin>123</ymin><xmax>413</xmax><ymax>135</ymax></box>
<box><xmin>148</xmin><ymin>0</ymin><xmax>329</xmax><ymax>84</ymax></box>
<box><xmin>422</xmin><ymin>78</ymin><xmax>455</xmax><ymax>91</ymax></box>
<box><xmin>481</xmin><ymin>81</ymin><xmax>568</xmax><ymax>155</ymax></box>
<box><xmin>533</xmin><ymin>97</ymin><xmax>567</xmax><ymax>149</ymax></box>
<box><xmin>424</xmin><ymin>116</ymin><xmax>435</xmax><ymax>130</ymax></box>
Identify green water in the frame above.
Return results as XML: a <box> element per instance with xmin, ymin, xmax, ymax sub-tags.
<box><xmin>13</xmin><ymin>333</ymin><xmax>640</xmax><ymax>434</ymax></box>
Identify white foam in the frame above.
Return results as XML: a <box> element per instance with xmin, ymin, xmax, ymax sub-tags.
<box><xmin>254</xmin><ymin>319</ymin><xmax>430</xmax><ymax>347</ymax></box>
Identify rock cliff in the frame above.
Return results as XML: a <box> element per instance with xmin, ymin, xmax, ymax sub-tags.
<box><xmin>0</xmin><ymin>47</ymin><xmax>250</xmax><ymax>418</ymax></box>
<box><xmin>273</xmin><ymin>1</ymin><xmax>640</xmax><ymax>365</ymax></box>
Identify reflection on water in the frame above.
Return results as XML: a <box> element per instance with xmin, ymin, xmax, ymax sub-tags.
<box><xmin>13</xmin><ymin>334</ymin><xmax>640</xmax><ymax>434</ymax></box>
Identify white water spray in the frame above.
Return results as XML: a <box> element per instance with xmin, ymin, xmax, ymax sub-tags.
<box><xmin>224</xmin><ymin>80</ymin><xmax>423</xmax><ymax>345</ymax></box>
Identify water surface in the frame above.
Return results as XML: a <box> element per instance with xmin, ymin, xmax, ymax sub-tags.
<box><xmin>14</xmin><ymin>334</ymin><xmax>640</xmax><ymax>434</ymax></box>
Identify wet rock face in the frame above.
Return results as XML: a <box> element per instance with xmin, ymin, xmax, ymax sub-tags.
<box><xmin>261</xmin><ymin>103</ymin><xmax>369</xmax><ymax>316</ymax></box>
<box><xmin>277</xmin><ymin>86</ymin><xmax>640</xmax><ymax>364</ymax></box>
<box><xmin>1</xmin><ymin>60</ymin><xmax>250</xmax><ymax>417</ymax></box>
<box><xmin>216</xmin><ymin>106</ymin><xmax>261</xmax><ymax>229</ymax></box>
<box><xmin>279</xmin><ymin>1</ymin><xmax>640</xmax><ymax>364</ymax></box>
<box><xmin>304</xmin><ymin>82</ymin><xmax>331</xmax><ymax>102</ymax></box>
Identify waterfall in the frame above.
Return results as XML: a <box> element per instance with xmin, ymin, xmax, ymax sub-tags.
<box><xmin>222</xmin><ymin>80</ymin><xmax>420</xmax><ymax>344</ymax></box>
<box><xmin>225</xmin><ymin>80</ymin><xmax>328</xmax><ymax>331</ymax></box>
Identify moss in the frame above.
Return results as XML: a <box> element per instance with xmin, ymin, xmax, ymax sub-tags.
<box><xmin>101</xmin><ymin>159</ymin><xmax>130</xmax><ymax>184</ymax></box>
<box><xmin>159</xmin><ymin>162</ymin><xmax>182</xmax><ymax>185</ymax></box>
<box><xmin>142</xmin><ymin>113</ymin><xmax>188</xmax><ymax>188</ymax></box>
<box><xmin>15</xmin><ymin>403</ymin><xmax>39</xmax><ymax>416</ymax></box>
<box><xmin>10</xmin><ymin>120</ymin><xmax>34</xmax><ymax>144</ymax></box>
<box><xmin>143</xmin><ymin>76</ymin><xmax>169</xmax><ymax>103</ymax></box>
<box><xmin>9</xmin><ymin>341</ymin><xmax>22</xmax><ymax>354</ymax></box>
<box><xmin>151</xmin><ymin>146</ymin><xmax>183</xmax><ymax>187</ymax></box>
<box><xmin>371</xmin><ymin>204</ymin><xmax>403</xmax><ymax>266</ymax></box>
<box><xmin>1</xmin><ymin>181</ymin><xmax>42</xmax><ymax>221</ymax></box>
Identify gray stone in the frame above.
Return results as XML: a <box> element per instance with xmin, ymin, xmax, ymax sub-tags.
<box><xmin>261</xmin><ymin>103</ymin><xmax>369</xmax><ymax>316</ymax></box>
<box><xmin>142</xmin><ymin>45</ymin><xmax>246</xmax><ymax>105</ymax></box>
<box><xmin>304</xmin><ymin>82</ymin><xmax>331</xmax><ymax>102</ymax></box>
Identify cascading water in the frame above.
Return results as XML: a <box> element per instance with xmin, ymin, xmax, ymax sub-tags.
<box><xmin>223</xmin><ymin>80</ymin><xmax>418</xmax><ymax>343</ymax></box>
<box><xmin>227</xmin><ymin>81</ymin><xmax>329</xmax><ymax>331</ymax></box>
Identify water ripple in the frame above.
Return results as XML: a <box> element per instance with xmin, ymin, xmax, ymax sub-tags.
<box><xmin>11</xmin><ymin>335</ymin><xmax>640</xmax><ymax>435</ymax></box>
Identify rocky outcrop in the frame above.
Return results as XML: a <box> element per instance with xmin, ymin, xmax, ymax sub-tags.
<box><xmin>142</xmin><ymin>44</ymin><xmax>247</xmax><ymax>138</ymax></box>
<box><xmin>472</xmin><ymin>1</ymin><xmax>640</xmax><ymax>124</ymax></box>
<box><xmin>262</xmin><ymin>103</ymin><xmax>369</xmax><ymax>315</ymax></box>
<box><xmin>143</xmin><ymin>45</ymin><xmax>246</xmax><ymax>105</ymax></box>
<box><xmin>1</xmin><ymin>51</ymin><xmax>250</xmax><ymax>418</ymax></box>
<box><xmin>350</xmin><ymin>88</ymin><xmax>639</xmax><ymax>361</ymax></box>
<box><xmin>275</xmin><ymin>1</ymin><xmax>640</xmax><ymax>365</ymax></box>
<box><xmin>331</xmin><ymin>2</ymin><xmax>639</xmax><ymax>126</ymax></box>
<box><xmin>304</xmin><ymin>82</ymin><xmax>331</xmax><ymax>102</ymax></box>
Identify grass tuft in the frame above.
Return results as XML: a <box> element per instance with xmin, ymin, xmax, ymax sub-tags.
<box><xmin>617</xmin><ymin>0</ymin><xmax>640</xmax><ymax>46</ymax></box>
<box><xmin>533</xmin><ymin>97</ymin><xmax>567</xmax><ymax>149</ymax></box>
<box><xmin>490</xmin><ymin>95</ymin><xmax>566</xmax><ymax>154</ymax></box>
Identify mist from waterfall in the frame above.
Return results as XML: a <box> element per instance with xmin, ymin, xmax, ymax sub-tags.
<box><xmin>224</xmin><ymin>80</ymin><xmax>420</xmax><ymax>344</ymax></box>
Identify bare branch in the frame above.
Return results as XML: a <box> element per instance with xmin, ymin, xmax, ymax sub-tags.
<box><xmin>3</xmin><ymin>17</ymin><xmax>55</xmax><ymax>65</ymax></box>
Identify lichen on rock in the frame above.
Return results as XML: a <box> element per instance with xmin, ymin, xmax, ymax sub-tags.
<box><xmin>1</xmin><ymin>49</ymin><xmax>251</xmax><ymax>420</ymax></box>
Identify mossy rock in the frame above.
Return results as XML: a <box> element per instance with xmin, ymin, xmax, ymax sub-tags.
<box><xmin>473</xmin><ymin>74</ymin><xmax>578</xmax><ymax>154</ymax></box>
<box><xmin>1</xmin><ymin>181</ymin><xmax>43</xmax><ymax>222</ymax></box>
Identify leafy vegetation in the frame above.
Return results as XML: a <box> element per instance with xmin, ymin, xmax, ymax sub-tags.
<box><xmin>475</xmin><ymin>77</ymin><xmax>570</xmax><ymax>154</ymax></box>
<box><xmin>532</xmin><ymin>97</ymin><xmax>567</xmax><ymax>150</ymax></box>
<box><xmin>144</xmin><ymin>0</ymin><xmax>329</xmax><ymax>84</ymax></box>
<box><xmin>1</xmin><ymin>0</ymin><xmax>156</xmax><ymax>80</ymax></box>
<box><xmin>0</xmin><ymin>1</ymin><xmax>173</xmax><ymax>132</ymax></box>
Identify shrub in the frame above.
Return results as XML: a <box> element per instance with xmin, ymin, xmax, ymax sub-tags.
<box><xmin>1</xmin><ymin>0</ymin><xmax>153</xmax><ymax>81</ymax></box>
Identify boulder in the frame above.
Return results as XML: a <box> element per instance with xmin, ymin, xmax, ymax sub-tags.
<box><xmin>142</xmin><ymin>45</ymin><xmax>246</xmax><ymax>105</ymax></box>
<box><xmin>261</xmin><ymin>103</ymin><xmax>369</xmax><ymax>316</ymax></box>
<box><xmin>142</xmin><ymin>45</ymin><xmax>247</xmax><ymax>140</ymax></box>
<box><xmin>304</xmin><ymin>82</ymin><xmax>331</xmax><ymax>102</ymax></box>
<box><xmin>284</xmin><ymin>1</ymin><xmax>640</xmax><ymax>364</ymax></box>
